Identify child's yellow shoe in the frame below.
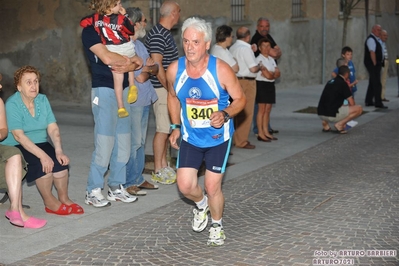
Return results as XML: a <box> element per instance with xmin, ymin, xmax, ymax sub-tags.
<box><xmin>127</xmin><ymin>85</ymin><xmax>138</xmax><ymax>103</ymax></box>
<box><xmin>118</xmin><ymin>108</ymin><xmax>129</xmax><ymax>118</ymax></box>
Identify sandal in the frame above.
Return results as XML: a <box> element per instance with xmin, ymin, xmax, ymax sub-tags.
<box><xmin>5</xmin><ymin>210</ymin><xmax>24</xmax><ymax>227</ymax></box>
<box><xmin>334</xmin><ymin>126</ymin><xmax>347</xmax><ymax>134</ymax></box>
<box><xmin>24</xmin><ymin>216</ymin><xmax>47</xmax><ymax>229</ymax></box>
<box><xmin>138</xmin><ymin>180</ymin><xmax>159</xmax><ymax>190</ymax></box>
<box><xmin>67</xmin><ymin>203</ymin><xmax>84</xmax><ymax>214</ymax></box>
<box><xmin>45</xmin><ymin>203</ymin><xmax>72</xmax><ymax>215</ymax></box>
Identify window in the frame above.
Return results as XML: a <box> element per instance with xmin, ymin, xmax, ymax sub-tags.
<box><xmin>231</xmin><ymin>0</ymin><xmax>245</xmax><ymax>22</ymax></box>
<box><xmin>150</xmin><ymin>0</ymin><xmax>163</xmax><ymax>25</ymax></box>
<box><xmin>375</xmin><ymin>0</ymin><xmax>381</xmax><ymax>16</ymax></box>
<box><xmin>339</xmin><ymin>0</ymin><xmax>344</xmax><ymax>15</ymax></box>
<box><xmin>292</xmin><ymin>0</ymin><xmax>306</xmax><ymax>18</ymax></box>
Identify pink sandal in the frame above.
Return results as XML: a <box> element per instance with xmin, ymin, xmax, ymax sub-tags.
<box><xmin>23</xmin><ymin>216</ymin><xmax>47</xmax><ymax>229</ymax></box>
<box><xmin>5</xmin><ymin>210</ymin><xmax>24</xmax><ymax>227</ymax></box>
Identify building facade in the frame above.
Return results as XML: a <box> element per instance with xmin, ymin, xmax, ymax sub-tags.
<box><xmin>0</xmin><ymin>0</ymin><xmax>398</xmax><ymax>101</ymax></box>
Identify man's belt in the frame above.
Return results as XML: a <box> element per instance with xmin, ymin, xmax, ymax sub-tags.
<box><xmin>237</xmin><ymin>76</ymin><xmax>255</xmax><ymax>80</ymax></box>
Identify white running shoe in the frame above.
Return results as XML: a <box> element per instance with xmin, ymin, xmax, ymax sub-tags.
<box><xmin>107</xmin><ymin>185</ymin><xmax>138</xmax><ymax>203</ymax></box>
<box><xmin>192</xmin><ymin>206</ymin><xmax>209</xmax><ymax>232</ymax></box>
<box><xmin>85</xmin><ymin>188</ymin><xmax>111</xmax><ymax>208</ymax></box>
<box><xmin>151</xmin><ymin>169</ymin><xmax>176</xmax><ymax>185</ymax></box>
<box><xmin>207</xmin><ymin>223</ymin><xmax>226</xmax><ymax>246</ymax></box>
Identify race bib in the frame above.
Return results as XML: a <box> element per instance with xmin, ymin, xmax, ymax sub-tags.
<box><xmin>186</xmin><ymin>98</ymin><xmax>218</xmax><ymax>128</ymax></box>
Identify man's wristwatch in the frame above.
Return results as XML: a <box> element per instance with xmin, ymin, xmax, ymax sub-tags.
<box><xmin>170</xmin><ymin>124</ymin><xmax>181</xmax><ymax>130</ymax></box>
<box><xmin>221</xmin><ymin>110</ymin><xmax>230</xmax><ymax>123</ymax></box>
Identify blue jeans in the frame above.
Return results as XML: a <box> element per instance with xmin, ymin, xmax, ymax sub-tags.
<box><xmin>125</xmin><ymin>105</ymin><xmax>150</xmax><ymax>187</ymax></box>
<box><xmin>86</xmin><ymin>87</ymin><xmax>131</xmax><ymax>192</ymax></box>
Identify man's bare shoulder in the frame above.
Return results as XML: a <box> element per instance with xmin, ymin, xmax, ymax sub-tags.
<box><xmin>166</xmin><ymin>60</ymin><xmax>178</xmax><ymax>77</ymax></box>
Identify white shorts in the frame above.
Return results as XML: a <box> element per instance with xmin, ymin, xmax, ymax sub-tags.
<box><xmin>106</xmin><ymin>42</ymin><xmax>136</xmax><ymax>57</ymax></box>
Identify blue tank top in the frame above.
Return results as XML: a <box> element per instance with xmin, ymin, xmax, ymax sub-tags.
<box><xmin>174</xmin><ymin>55</ymin><xmax>234</xmax><ymax>148</ymax></box>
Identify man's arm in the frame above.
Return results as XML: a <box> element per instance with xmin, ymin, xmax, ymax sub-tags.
<box><xmin>249</xmin><ymin>64</ymin><xmax>261</xmax><ymax>73</ymax></box>
<box><xmin>269</xmin><ymin>45</ymin><xmax>282</xmax><ymax>59</ymax></box>
<box><xmin>347</xmin><ymin>96</ymin><xmax>355</xmax><ymax>106</ymax></box>
<box><xmin>89</xmin><ymin>43</ymin><xmax>127</xmax><ymax>65</ymax></box>
<box><xmin>166</xmin><ymin>61</ymin><xmax>181</xmax><ymax>149</ymax></box>
<box><xmin>89</xmin><ymin>43</ymin><xmax>143</xmax><ymax>73</ymax></box>
<box><xmin>135</xmin><ymin>58</ymin><xmax>159</xmax><ymax>83</ymax></box>
<box><xmin>216</xmin><ymin>59</ymin><xmax>246</xmax><ymax>118</ymax></box>
<box><xmin>369</xmin><ymin>51</ymin><xmax>377</xmax><ymax>66</ymax></box>
<box><xmin>152</xmin><ymin>53</ymin><xmax>168</xmax><ymax>89</ymax></box>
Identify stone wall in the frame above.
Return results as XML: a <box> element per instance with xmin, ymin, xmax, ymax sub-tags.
<box><xmin>0</xmin><ymin>0</ymin><xmax>398</xmax><ymax>102</ymax></box>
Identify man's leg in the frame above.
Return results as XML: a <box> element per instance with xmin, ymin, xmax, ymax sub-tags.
<box><xmin>87</xmin><ymin>87</ymin><xmax>118</xmax><ymax>193</ymax></box>
<box><xmin>373</xmin><ymin>66</ymin><xmax>383</xmax><ymax>106</ymax></box>
<box><xmin>152</xmin><ymin>88</ymin><xmax>175</xmax><ymax>183</ymax></box>
<box><xmin>204</xmin><ymin>170</ymin><xmax>224</xmax><ymax>221</ymax></box>
<box><xmin>335</xmin><ymin>105</ymin><xmax>363</xmax><ymax>130</ymax></box>
<box><xmin>321</xmin><ymin>120</ymin><xmax>331</xmax><ymax>131</ymax></box>
<box><xmin>126</xmin><ymin>105</ymin><xmax>156</xmax><ymax>195</ymax></box>
<box><xmin>153</xmin><ymin>132</ymin><xmax>169</xmax><ymax>173</ymax></box>
<box><xmin>365</xmin><ymin>65</ymin><xmax>374</xmax><ymax>105</ymax></box>
<box><xmin>381</xmin><ymin>60</ymin><xmax>389</xmax><ymax>100</ymax></box>
<box><xmin>126</xmin><ymin>105</ymin><xmax>146</xmax><ymax>188</ymax></box>
<box><xmin>108</xmin><ymin>87</ymin><xmax>131</xmax><ymax>188</ymax></box>
<box><xmin>234</xmin><ymin>80</ymin><xmax>256</xmax><ymax>147</ymax></box>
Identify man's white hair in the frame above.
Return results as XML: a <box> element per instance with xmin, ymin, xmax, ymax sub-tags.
<box><xmin>181</xmin><ymin>17</ymin><xmax>212</xmax><ymax>42</ymax></box>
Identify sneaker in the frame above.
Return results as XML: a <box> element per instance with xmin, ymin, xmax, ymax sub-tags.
<box><xmin>107</xmin><ymin>185</ymin><xmax>138</xmax><ymax>203</ymax></box>
<box><xmin>192</xmin><ymin>206</ymin><xmax>209</xmax><ymax>232</ymax></box>
<box><xmin>207</xmin><ymin>223</ymin><xmax>226</xmax><ymax>246</ymax></box>
<box><xmin>85</xmin><ymin>188</ymin><xmax>111</xmax><ymax>208</ymax></box>
<box><xmin>151</xmin><ymin>169</ymin><xmax>176</xmax><ymax>185</ymax></box>
<box><xmin>164</xmin><ymin>166</ymin><xmax>176</xmax><ymax>177</ymax></box>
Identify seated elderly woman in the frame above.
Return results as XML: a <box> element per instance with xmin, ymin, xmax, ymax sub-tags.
<box><xmin>2</xmin><ymin>66</ymin><xmax>83</xmax><ymax>215</ymax></box>
<box><xmin>0</xmin><ymin>77</ymin><xmax>46</xmax><ymax>228</ymax></box>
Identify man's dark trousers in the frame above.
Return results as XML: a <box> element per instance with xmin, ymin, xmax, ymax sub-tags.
<box><xmin>365</xmin><ymin>64</ymin><xmax>382</xmax><ymax>106</ymax></box>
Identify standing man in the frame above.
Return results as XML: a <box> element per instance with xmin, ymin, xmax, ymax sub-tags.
<box><xmin>364</xmin><ymin>24</ymin><xmax>387</xmax><ymax>109</ymax></box>
<box><xmin>380</xmin><ymin>29</ymin><xmax>389</xmax><ymax>102</ymax></box>
<box><xmin>318</xmin><ymin>66</ymin><xmax>363</xmax><ymax>133</ymax></box>
<box><xmin>81</xmin><ymin>0</ymin><xmax>143</xmax><ymax>207</ymax></box>
<box><xmin>251</xmin><ymin>17</ymin><xmax>282</xmax><ymax>135</ymax></box>
<box><xmin>124</xmin><ymin>7</ymin><xmax>159</xmax><ymax>196</ymax></box>
<box><xmin>145</xmin><ymin>1</ymin><xmax>180</xmax><ymax>184</ymax></box>
<box><xmin>230</xmin><ymin>27</ymin><xmax>262</xmax><ymax>149</ymax></box>
<box><xmin>167</xmin><ymin>17</ymin><xmax>246</xmax><ymax>246</ymax></box>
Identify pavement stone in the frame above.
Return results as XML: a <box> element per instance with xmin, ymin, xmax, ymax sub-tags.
<box><xmin>0</xmin><ymin>78</ymin><xmax>398</xmax><ymax>265</ymax></box>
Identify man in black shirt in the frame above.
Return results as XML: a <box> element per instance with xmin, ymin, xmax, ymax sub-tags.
<box><xmin>364</xmin><ymin>24</ymin><xmax>386</xmax><ymax>108</ymax></box>
<box><xmin>317</xmin><ymin>66</ymin><xmax>362</xmax><ymax>134</ymax></box>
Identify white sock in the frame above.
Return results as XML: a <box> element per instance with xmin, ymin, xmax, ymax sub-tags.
<box><xmin>212</xmin><ymin>218</ymin><xmax>222</xmax><ymax>227</ymax></box>
<box><xmin>195</xmin><ymin>195</ymin><xmax>208</xmax><ymax>210</ymax></box>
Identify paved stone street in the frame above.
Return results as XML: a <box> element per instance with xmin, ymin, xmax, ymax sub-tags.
<box><xmin>6</xmin><ymin>108</ymin><xmax>398</xmax><ymax>265</ymax></box>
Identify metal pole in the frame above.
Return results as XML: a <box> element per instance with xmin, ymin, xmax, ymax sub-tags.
<box><xmin>396</xmin><ymin>56</ymin><xmax>399</xmax><ymax>97</ymax></box>
<box><xmin>321</xmin><ymin>0</ymin><xmax>326</xmax><ymax>84</ymax></box>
